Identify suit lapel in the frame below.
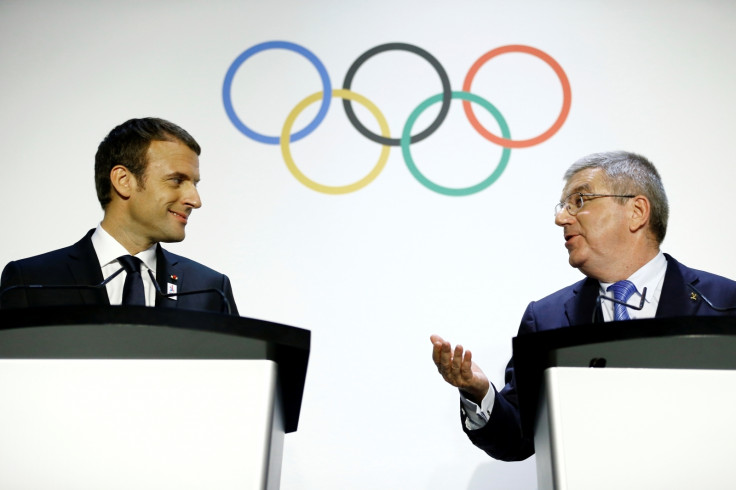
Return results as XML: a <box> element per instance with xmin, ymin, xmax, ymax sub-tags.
<box><xmin>155</xmin><ymin>245</ymin><xmax>180</xmax><ymax>309</ymax></box>
<box><xmin>655</xmin><ymin>254</ymin><xmax>702</xmax><ymax>317</ymax></box>
<box><xmin>565</xmin><ymin>277</ymin><xmax>602</xmax><ymax>326</ymax></box>
<box><xmin>69</xmin><ymin>231</ymin><xmax>109</xmax><ymax>305</ymax></box>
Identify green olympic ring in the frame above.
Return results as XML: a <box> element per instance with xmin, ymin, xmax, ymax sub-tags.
<box><xmin>401</xmin><ymin>91</ymin><xmax>511</xmax><ymax>196</ymax></box>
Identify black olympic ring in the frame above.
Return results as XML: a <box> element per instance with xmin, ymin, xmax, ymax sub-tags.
<box><xmin>341</xmin><ymin>43</ymin><xmax>452</xmax><ymax>146</ymax></box>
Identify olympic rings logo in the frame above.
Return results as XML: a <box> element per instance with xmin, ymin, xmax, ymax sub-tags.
<box><xmin>223</xmin><ymin>41</ymin><xmax>571</xmax><ymax>196</ymax></box>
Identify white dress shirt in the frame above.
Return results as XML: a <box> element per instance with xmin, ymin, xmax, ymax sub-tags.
<box><xmin>90</xmin><ymin>224</ymin><xmax>158</xmax><ymax>306</ymax></box>
<box><xmin>598</xmin><ymin>252</ymin><xmax>666</xmax><ymax>321</ymax></box>
<box><xmin>461</xmin><ymin>252</ymin><xmax>668</xmax><ymax>430</ymax></box>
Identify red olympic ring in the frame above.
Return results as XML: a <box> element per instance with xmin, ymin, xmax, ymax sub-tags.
<box><xmin>462</xmin><ymin>45</ymin><xmax>572</xmax><ymax>149</ymax></box>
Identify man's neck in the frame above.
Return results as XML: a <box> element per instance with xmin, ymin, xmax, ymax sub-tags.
<box><xmin>100</xmin><ymin>216</ymin><xmax>155</xmax><ymax>255</ymax></box>
<box><xmin>594</xmin><ymin>247</ymin><xmax>660</xmax><ymax>283</ymax></box>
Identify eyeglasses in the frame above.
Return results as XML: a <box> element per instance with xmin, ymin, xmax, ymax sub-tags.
<box><xmin>554</xmin><ymin>192</ymin><xmax>635</xmax><ymax>216</ymax></box>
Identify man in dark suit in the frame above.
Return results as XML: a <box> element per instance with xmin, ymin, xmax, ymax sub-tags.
<box><xmin>431</xmin><ymin>151</ymin><xmax>736</xmax><ymax>461</ymax></box>
<box><xmin>0</xmin><ymin>117</ymin><xmax>237</xmax><ymax>315</ymax></box>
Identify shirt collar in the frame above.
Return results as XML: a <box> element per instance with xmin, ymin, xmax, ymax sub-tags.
<box><xmin>599</xmin><ymin>251</ymin><xmax>667</xmax><ymax>302</ymax></box>
<box><xmin>91</xmin><ymin>224</ymin><xmax>158</xmax><ymax>272</ymax></box>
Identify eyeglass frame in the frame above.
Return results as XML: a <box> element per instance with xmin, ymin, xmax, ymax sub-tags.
<box><xmin>555</xmin><ymin>192</ymin><xmax>636</xmax><ymax>216</ymax></box>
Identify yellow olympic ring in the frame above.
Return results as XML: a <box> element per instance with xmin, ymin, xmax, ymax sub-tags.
<box><xmin>280</xmin><ymin>89</ymin><xmax>390</xmax><ymax>195</ymax></box>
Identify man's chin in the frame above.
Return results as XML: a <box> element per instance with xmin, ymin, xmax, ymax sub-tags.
<box><xmin>568</xmin><ymin>254</ymin><xmax>585</xmax><ymax>271</ymax></box>
<box><xmin>158</xmin><ymin>232</ymin><xmax>186</xmax><ymax>244</ymax></box>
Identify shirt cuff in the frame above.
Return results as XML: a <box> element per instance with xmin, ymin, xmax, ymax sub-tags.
<box><xmin>460</xmin><ymin>385</ymin><xmax>496</xmax><ymax>431</ymax></box>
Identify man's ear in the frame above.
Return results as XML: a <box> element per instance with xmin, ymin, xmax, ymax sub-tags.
<box><xmin>109</xmin><ymin>165</ymin><xmax>135</xmax><ymax>199</ymax></box>
<box><xmin>629</xmin><ymin>195</ymin><xmax>651</xmax><ymax>233</ymax></box>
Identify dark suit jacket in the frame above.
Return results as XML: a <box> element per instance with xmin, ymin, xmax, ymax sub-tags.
<box><xmin>462</xmin><ymin>254</ymin><xmax>736</xmax><ymax>461</ymax></box>
<box><xmin>0</xmin><ymin>229</ymin><xmax>238</xmax><ymax>315</ymax></box>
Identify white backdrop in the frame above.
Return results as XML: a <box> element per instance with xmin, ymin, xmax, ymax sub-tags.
<box><xmin>2</xmin><ymin>1</ymin><xmax>736</xmax><ymax>488</ymax></box>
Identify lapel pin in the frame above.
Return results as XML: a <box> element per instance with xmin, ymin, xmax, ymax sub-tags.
<box><xmin>690</xmin><ymin>292</ymin><xmax>698</xmax><ymax>301</ymax></box>
<box><xmin>167</xmin><ymin>274</ymin><xmax>178</xmax><ymax>300</ymax></box>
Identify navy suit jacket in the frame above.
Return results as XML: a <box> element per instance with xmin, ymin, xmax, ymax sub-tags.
<box><xmin>462</xmin><ymin>254</ymin><xmax>736</xmax><ymax>461</ymax></box>
<box><xmin>0</xmin><ymin>229</ymin><xmax>238</xmax><ymax>315</ymax></box>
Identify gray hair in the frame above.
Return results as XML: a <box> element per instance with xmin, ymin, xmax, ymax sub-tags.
<box><xmin>564</xmin><ymin>151</ymin><xmax>669</xmax><ymax>243</ymax></box>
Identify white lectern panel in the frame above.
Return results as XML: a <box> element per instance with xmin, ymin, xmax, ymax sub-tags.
<box><xmin>536</xmin><ymin>367</ymin><xmax>736</xmax><ymax>490</ymax></box>
<box><xmin>0</xmin><ymin>359</ymin><xmax>282</xmax><ymax>490</ymax></box>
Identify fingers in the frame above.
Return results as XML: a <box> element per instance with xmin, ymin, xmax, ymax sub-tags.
<box><xmin>460</xmin><ymin>349</ymin><xmax>473</xmax><ymax>381</ymax></box>
<box><xmin>430</xmin><ymin>335</ymin><xmax>455</xmax><ymax>368</ymax></box>
<box><xmin>430</xmin><ymin>335</ymin><xmax>490</xmax><ymax>402</ymax></box>
<box><xmin>430</xmin><ymin>334</ymin><xmax>445</xmax><ymax>365</ymax></box>
<box><xmin>431</xmin><ymin>335</ymin><xmax>471</xmax><ymax>388</ymax></box>
<box><xmin>451</xmin><ymin>344</ymin><xmax>464</xmax><ymax>373</ymax></box>
<box><xmin>437</xmin><ymin>343</ymin><xmax>455</xmax><ymax>376</ymax></box>
<box><xmin>431</xmin><ymin>335</ymin><xmax>452</xmax><ymax>374</ymax></box>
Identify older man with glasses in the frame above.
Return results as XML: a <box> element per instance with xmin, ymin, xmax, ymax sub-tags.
<box><xmin>431</xmin><ymin>151</ymin><xmax>736</xmax><ymax>462</ymax></box>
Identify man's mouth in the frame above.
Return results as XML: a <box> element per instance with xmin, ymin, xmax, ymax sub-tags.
<box><xmin>169</xmin><ymin>210</ymin><xmax>189</xmax><ymax>223</ymax></box>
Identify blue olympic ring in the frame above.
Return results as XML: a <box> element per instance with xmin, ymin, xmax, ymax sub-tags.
<box><xmin>222</xmin><ymin>41</ymin><xmax>331</xmax><ymax>144</ymax></box>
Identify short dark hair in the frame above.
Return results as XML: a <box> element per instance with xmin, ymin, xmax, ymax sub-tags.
<box><xmin>564</xmin><ymin>151</ymin><xmax>669</xmax><ymax>244</ymax></box>
<box><xmin>94</xmin><ymin>117</ymin><xmax>201</xmax><ymax>208</ymax></box>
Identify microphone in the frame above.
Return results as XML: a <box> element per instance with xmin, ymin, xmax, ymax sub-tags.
<box><xmin>0</xmin><ymin>267</ymin><xmax>125</xmax><ymax>304</ymax></box>
<box><xmin>592</xmin><ymin>287</ymin><xmax>648</xmax><ymax>323</ymax></box>
<box><xmin>687</xmin><ymin>284</ymin><xmax>736</xmax><ymax>313</ymax></box>
<box><xmin>146</xmin><ymin>269</ymin><xmax>232</xmax><ymax>315</ymax></box>
<box><xmin>0</xmin><ymin>267</ymin><xmax>232</xmax><ymax>315</ymax></box>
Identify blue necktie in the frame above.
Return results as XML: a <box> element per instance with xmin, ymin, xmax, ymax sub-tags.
<box><xmin>607</xmin><ymin>280</ymin><xmax>637</xmax><ymax>321</ymax></box>
<box><xmin>117</xmin><ymin>255</ymin><xmax>145</xmax><ymax>306</ymax></box>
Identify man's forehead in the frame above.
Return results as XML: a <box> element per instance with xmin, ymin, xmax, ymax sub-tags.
<box><xmin>561</xmin><ymin>168</ymin><xmax>602</xmax><ymax>197</ymax></box>
<box><xmin>145</xmin><ymin>140</ymin><xmax>200</xmax><ymax>173</ymax></box>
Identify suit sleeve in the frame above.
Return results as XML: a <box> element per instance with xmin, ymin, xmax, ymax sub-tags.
<box><xmin>0</xmin><ymin>261</ymin><xmax>29</xmax><ymax>309</ymax></box>
<box><xmin>460</xmin><ymin>301</ymin><xmax>539</xmax><ymax>461</ymax></box>
<box><xmin>221</xmin><ymin>274</ymin><xmax>239</xmax><ymax>316</ymax></box>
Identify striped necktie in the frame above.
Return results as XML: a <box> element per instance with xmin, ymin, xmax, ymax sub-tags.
<box><xmin>607</xmin><ymin>280</ymin><xmax>637</xmax><ymax>321</ymax></box>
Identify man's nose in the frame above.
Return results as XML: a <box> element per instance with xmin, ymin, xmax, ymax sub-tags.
<box><xmin>184</xmin><ymin>185</ymin><xmax>202</xmax><ymax>209</ymax></box>
<box><xmin>555</xmin><ymin>207</ymin><xmax>573</xmax><ymax>226</ymax></box>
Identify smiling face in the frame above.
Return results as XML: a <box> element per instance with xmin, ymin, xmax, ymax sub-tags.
<box><xmin>554</xmin><ymin>168</ymin><xmax>633</xmax><ymax>281</ymax></box>
<box><xmin>123</xmin><ymin>139</ymin><xmax>202</xmax><ymax>249</ymax></box>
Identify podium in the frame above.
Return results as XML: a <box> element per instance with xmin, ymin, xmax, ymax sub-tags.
<box><xmin>512</xmin><ymin>316</ymin><xmax>736</xmax><ymax>490</ymax></box>
<box><xmin>0</xmin><ymin>306</ymin><xmax>310</xmax><ymax>490</ymax></box>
